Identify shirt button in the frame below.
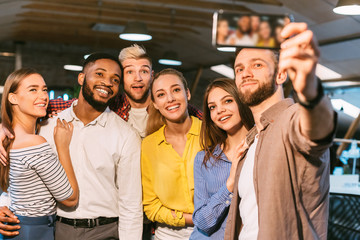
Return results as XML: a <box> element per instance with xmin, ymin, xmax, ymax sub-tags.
<box><xmin>229</xmin><ymin>193</ymin><xmax>233</xmax><ymax>198</ymax></box>
<box><xmin>226</xmin><ymin>200</ymin><xmax>230</xmax><ymax>204</ymax></box>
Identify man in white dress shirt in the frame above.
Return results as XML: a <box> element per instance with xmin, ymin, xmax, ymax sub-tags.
<box><xmin>0</xmin><ymin>53</ymin><xmax>143</xmax><ymax>240</ymax></box>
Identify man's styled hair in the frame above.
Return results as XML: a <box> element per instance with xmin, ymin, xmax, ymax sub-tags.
<box><xmin>82</xmin><ymin>52</ymin><xmax>122</xmax><ymax>72</ymax></box>
<box><xmin>235</xmin><ymin>48</ymin><xmax>280</xmax><ymax>71</ymax></box>
<box><xmin>118</xmin><ymin>44</ymin><xmax>152</xmax><ymax>67</ymax></box>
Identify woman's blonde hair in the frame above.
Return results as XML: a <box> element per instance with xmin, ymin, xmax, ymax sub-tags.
<box><xmin>145</xmin><ymin>68</ymin><xmax>189</xmax><ymax>136</ymax></box>
<box><xmin>0</xmin><ymin>68</ymin><xmax>40</xmax><ymax>192</ymax></box>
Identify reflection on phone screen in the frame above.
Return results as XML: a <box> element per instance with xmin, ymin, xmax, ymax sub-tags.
<box><xmin>214</xmin><ymin>11</ymin><xmax>292</xmax><ymax>50</ymax></box>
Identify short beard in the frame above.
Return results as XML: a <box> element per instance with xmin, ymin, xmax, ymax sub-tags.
<box><xmin>239</xmin><ymin>74</ymin><xmax>277</xmax><ymax>107</ymax></box>
<box><xmin>82</xmin><ymin>77</ymin><xmax>115</xmax><ymax>112</ymax></box>
<box><xmin>124</xmin><ymin>86</ymin><xmax>150</xmax><ymax>105</ymax></box>
<box><xmin>239</xmin><ymin>26</ymin><xmax>251</xmax><ymax>35</ymax></box>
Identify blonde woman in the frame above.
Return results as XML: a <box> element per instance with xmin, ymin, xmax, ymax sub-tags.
<box><xmin>141</xmin><ymin>68</ymin><xmax>201</xmax><ymax>239</ymax></box>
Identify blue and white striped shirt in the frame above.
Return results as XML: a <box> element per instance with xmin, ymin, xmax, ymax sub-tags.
<box><xmin>9</xmin><ymin>142</ymin><xmax>73</xmax><ymax>216</ymax></box>
<box><xmin>191</xmin><ymin>145</ymin><xmax>234</xmax><ymax>239</ymax></box>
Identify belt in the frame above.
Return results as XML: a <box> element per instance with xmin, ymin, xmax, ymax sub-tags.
<box><xmin>56</xmin><ymin>216</ymin><xmax>118</xmax><ymax>228</ymax></box>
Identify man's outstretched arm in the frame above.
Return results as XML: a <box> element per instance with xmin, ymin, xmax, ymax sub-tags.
<box><xmin>279</xmin><ymin>22</ymin><xmax>335</xmax><ymax>141</ymax></box>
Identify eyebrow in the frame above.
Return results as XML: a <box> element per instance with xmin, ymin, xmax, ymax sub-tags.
<box><xmin>95</xmin><ymin>67</ymin><xmax>121</xmax><ymax>79</ymax></box>
<box><xmin>26</xmin><ymin>84</ymin><xmax>47</xmax><ymax>88</ymax></box>
<box><xmin>155</xmin><ymin>83</ymin><xmax>181</xmax><ymax>93</ymax></box>
<box><xmin>234</xmin><ymin>58</ymin><xmax>266</xmax><ymax>68</ymax></box>
<box><xmin>123</xmin><ymin>64</ymin><xmax>151</xmax><ymax>69</ymax></box>
<box><xmin>207</xmin><ymin>94</ymin><xmax>232</xmax><ymax>105</ymax></box>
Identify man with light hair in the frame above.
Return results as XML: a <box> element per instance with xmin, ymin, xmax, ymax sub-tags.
<box><xmin>116</xmin><ymin>44</ymin><xmax>154</xmax><ymax>138</ymax></box>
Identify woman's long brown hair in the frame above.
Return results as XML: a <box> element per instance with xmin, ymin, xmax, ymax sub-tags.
<box><xmin>200</xmin><ymin>78</ymin><xmax>254</xmax><ymax>167</ymax></box>
<box><xmin>0</xmin><ymin>68</ymin><xmax>39</xmax><ymax>192</ymax></box>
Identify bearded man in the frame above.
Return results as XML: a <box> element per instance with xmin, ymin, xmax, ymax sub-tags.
<box><xmin>225</xmin><ymin>22</ymin><xmax>336</xmax><ymax>240</ymax></box>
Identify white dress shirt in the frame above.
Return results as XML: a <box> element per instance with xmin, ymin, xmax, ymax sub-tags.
<box><xmin>39</xmin><ymin>100</ymin><xmax>143</xmax><ymax>240</ymax></box>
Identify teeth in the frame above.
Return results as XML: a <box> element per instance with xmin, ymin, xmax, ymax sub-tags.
<box><xmin>220</xmin><ymin>116</ymin><xmax>230</xmax><ymax>121</ymax></box>
<box><xmin>36</xmin><ymin>104</ymin><xmax>46</xmax><ymax>107</ymax></box>
<box><xmin>167</xmin><ymin>105</ymin><xmax>179</xmax><ymax>111</ymax></box>
<box><xmin>96</xmin><ymin>89</ymin><xmax>109</xmax><ymax>95</ymax></box>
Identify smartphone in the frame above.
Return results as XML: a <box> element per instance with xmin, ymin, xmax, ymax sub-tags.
<box><xmin>212</xmin><ymin>10</ymin><xmax>293</xmax><ymax>51</ymax></box>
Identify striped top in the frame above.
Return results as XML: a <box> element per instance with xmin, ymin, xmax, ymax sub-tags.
<box><xmin>9</xmin><ymin>142</ymin><xmax>73</xmax><ymax>216</ymax></box>
<box><xmin>191</xmin><ymin>145</ymin><xmax>234</xmax><ymax>239</ymax></box>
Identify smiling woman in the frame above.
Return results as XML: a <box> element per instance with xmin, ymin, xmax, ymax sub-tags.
<box><xmin>141</xmin><ymin>68</ymin><xmax>202</xmax><ymax>240</ymax></box>
<box><xmin>0</xmin><ymin>68</ymin><xmax>79</xmax><ymax>240</ymax></box>
<box><xmin>190</xmin><ymin>78</ymin><xmax>254</xmax><ymax>239</ymax></box>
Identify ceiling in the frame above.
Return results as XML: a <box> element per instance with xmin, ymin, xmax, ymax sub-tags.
<box><xmin>0</xmin><ymin>0</ymin><xmax>360</xmax><ymax>137</ymax></box>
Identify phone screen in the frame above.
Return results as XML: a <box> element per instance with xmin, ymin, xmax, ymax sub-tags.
<box><xmin>213</xmin><ymin>10</ymin><xmax>293</xmax><ymax>50</ymax></box>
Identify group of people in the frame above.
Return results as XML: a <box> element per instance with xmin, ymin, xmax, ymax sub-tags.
<box><xmin>216</xmin><ymin>15</ymin><xmax>289</xmax><ymax>48</ymax></box>
<box><xmin>0</xmin><ymin>21</ymin><xmax>335</xmax><ymax>240</ymax></box>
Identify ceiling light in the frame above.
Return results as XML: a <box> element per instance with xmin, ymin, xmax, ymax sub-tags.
<box><xmin>323</xmin><ymin>81</ymin><xmax>360</xmax><ymax>88</ymax></box>
<box><xmin>64</xmin><ymin>65</ymin><xmax>83</xmax><ymax>71</ymax></box>
<box><xmin>0</xmin><ymin>52</ymin><xmax>15</xmax><ymax>57</ymax></box>
<box><xmin>315</xmin><ymin>63</ymin><xmax>342</xmax><ymax>80</ymax></box>
<box><xmin>217</xmin><ymin>47</ymin><xmax>236</xmax><ymax>52</ymax></box>
<box><xmin>119</xmin><ymin>21</ymin><xmax>152</xmax><ymax>41</ymax></box>
<box><xmin>158</xmin><ymin>51</ymin><xmax>182</xmax><ymax>66</ymax></box>
<box><xmin>333</xmin><ymin>0</ymin><xmax>360</xmax><ymax>15</ymax></box>
<box><xmin>210</xmin><ymin>64</ymin><xmax>235</xmax><ymax>79</ymax></box>
<box><xmin>331</xmin><ymin>98</ymin><xmax>360</xmax><ymax>118</ymax></box>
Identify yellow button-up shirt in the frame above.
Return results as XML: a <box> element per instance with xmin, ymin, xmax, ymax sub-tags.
<box><xmin>141</xmin><ymin>116</ymin><xmax>202</xmax><ymax>227</ymax></box>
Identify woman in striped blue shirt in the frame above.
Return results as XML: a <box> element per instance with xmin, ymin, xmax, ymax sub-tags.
<box><xmin>190</xmin><ymin>78</ymin><xmax>254</xmax><ymax>239</ymax></box>
<box><xmin>0</xmin><ymin>68</ymin><xmax>79</xmax><ymax>240</ymax></box>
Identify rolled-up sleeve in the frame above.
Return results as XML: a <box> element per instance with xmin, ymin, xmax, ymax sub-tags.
<box><xmin>289</xmin><ymin>110</ymin><xmax>337</xmax><ymax>159</ymax></box>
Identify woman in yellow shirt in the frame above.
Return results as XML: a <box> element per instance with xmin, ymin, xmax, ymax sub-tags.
<box><xmin>256</xmin><ymin>20</ymin><xmax>276</xmax><ymax>48</ymax></box>
<box><xmin>141</xmin><ymin>68</ymin><xmax>201</xmax><ymax>239</ymax></box>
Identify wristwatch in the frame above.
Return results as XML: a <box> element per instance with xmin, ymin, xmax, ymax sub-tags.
<box><xmin>292</xmin><ymin>78</ymin><xmax>324</xmax><ymax>109</ymax></box>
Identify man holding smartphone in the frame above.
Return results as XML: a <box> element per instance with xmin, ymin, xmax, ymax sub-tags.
<box><xmin>224</xmin><ymin>22</ymin><xmax>336</xmax><ymax>240</ymax></box>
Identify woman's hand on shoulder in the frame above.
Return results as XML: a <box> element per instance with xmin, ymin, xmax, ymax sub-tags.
<box><xmin>234</xmin><ymin>139</ymin><xmax>248</xmax><ymax>161</ymax></box>
<box><xmin>54</xmin><ymin>119</ymin><xmax>73</xmax><ymax>150</ymax></box>
<box><xmin>226</xmin><ymin>140</ymin><xmax>248</xmax><ymax>192</ymax></box>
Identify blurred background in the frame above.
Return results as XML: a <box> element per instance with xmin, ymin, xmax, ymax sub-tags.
<box><xmin>0</xmin><ymin>0</ymin><xmax>359</xmax><ymax>238</ymax></box>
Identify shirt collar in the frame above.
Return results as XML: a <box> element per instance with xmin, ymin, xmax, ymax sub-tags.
<box><xmin>155</xmin><ymin>116</ymin><xmax>201</xmax><ymax>145</ymax></box>
<box><xmin>121</xmin><ymin>93</ymin><xmax>131</xmax><ymax>110</ymax></box>
<box><xmin>61</xmin><ymin>100</ymin><xmax>110</xmax><ymax>127</ymax></box>
<box><xmin>246</xmin><ymin>98</ymin><xmax>294</xmax><ymax>144</ymax></box>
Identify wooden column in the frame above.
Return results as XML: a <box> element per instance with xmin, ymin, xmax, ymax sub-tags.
<box><xmin>337</xmin><ymin>113</ymin><xmax>360</xmax><ymax>156</ymax></box>
<box><xmin>190</xmin><ymin>66</ymin><xmax>203</xmax><ymax>97</ymax></box>
<box><xmin>15</xmin><ymin>42</ymin><xmax>22</xmax><ymax>70</ymax></box>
